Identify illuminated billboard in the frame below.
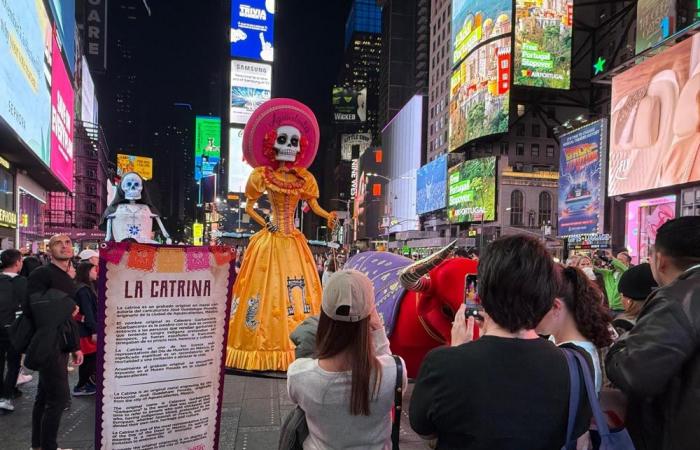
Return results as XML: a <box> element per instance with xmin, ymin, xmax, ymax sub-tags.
<box><xmin>230</xmin><ymin>60</ymin><xmax>272</xmax><ymax>125</ymax></box>
<box><xmin>447</xmin><ymin>157</ymin><xmax>496</xmax><ymax>223</ymax></box>
<box><xmin>452</xmin><ymin>0</ymin><xmax>512</xmax><ymax>66</ymax></box>
<box><xmin>0</xmin><ymin>0</ymin><xmax>52</xmax><ymax>164</ymax></box>
<box><xmin>230</xmin><ymin>0</ymin><xmax>275</xmax><ymax>62</ymax></box>
<box><xmin>332</xmin><ymin>86</ymin><xmax>367</xmax><ymax>123</ymax></box>
<box><xmin>194</xmin><ymin>117</ymin><xmax>222</xmax><ymax>181</ymax></box>
<box><xmin>558</xmin><ymin>120</ymin><xmax>607</xmax><ymax>237</ymax></box>
<box><xmin>416</xmin><ymin>155</ymin><xmax>447</xmax><ymax>215</ymax></box>
<box><xmin>609</xmin><ymin>35</ymin><xmax>700</xmax><ymax>196</ymax></box>
<box><xmin>448</xmin><ymin>36</ymin><xmax>511</xmax><ymax>150</ymax></box>
<box><xmin>636</xmin><ymin>0</ymin><xmax>675</xmax><ymax>54</ymax></box>
<box><xmin>50</xmin><ymin>31</ymin><xmax>75</xmax><ymax>191</ymax></box>
<box><xmin>117</xmin><ymin>154</ymin><xmax>153</xmax><ymax>181</ymax></box>
<box><xmin>81</xmin><ymin>56</ymin><xmax>98</xmax><ymax>125</ymax></box>
<box><xmin>625</xmin><ymin>195</ymin><xmax>676</xmax><ymax>264</ymax></box>
<box><xmin>340</xmin><ymin>133</ymin><xmax>371</xmax><ymax>161</ymax></box>
<box><xmin>48</xmin><ymin>0</ymin><xmax>76</xmax><ymax>74</ymax></box>
<box><xmin>514</xmin><ymin>0</ymin><xmax>573</xmax><ymax>89</ymax></box>
<box><xmin>228</xmin><ymin>127</ymin><xmax>254</xmax><ymax>193</ymax></box>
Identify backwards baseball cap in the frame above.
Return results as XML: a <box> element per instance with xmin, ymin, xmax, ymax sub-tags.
<box><xmin>618</xmin><ymin>263</ymin><xmax>658</xmax><ymax>301</ymax></box>
<box><xmin>322</xmin><ymin>270</ymin><xmax>374</xmax><ymax>322</ymax></box>
<box><xmin>78</xmin><ymin>249</ymin><xmax>99</xmax><ymax>261</ymax></box>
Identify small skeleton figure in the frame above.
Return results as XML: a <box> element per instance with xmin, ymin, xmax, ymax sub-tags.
<box><xmin>101</xmin><ymin>172</ymin><xmax>172</xmax><ymax>244</ymax></box>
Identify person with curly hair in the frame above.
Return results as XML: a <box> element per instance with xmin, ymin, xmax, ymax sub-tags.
<box><xmin>537</xmin><ymin>265</ymin><xmax>613</xmax><ymax>392</ymax></box>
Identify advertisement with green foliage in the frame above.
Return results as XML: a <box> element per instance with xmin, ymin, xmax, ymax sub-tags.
<box><xmin>194</xmin><ymin>116</ymin><xmax>221</xmax><ymax>181</ymax></box>
<box><xmin>514</xmin><ymin>0</ymin><xmax>573</xmax><ymax>89</ymax></box>
<box><xmin>447</xmin><ymin>157</ymin><xmax>497</xmax><ymax>223</ymax></box>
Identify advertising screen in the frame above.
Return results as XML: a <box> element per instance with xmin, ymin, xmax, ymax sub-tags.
<box><xmin>48</xmin><ymin>0</ymin><xmax>76</xmax><ymax>74</ymax></box>
<box><xmin>636</xmin><ymin>0</ymin><xmax>675</xmax><ymax>54</ymax></box>
<box><xmin>609</xmin><ymin>35</ymin><xmax>700</xmax><ymax>196</ymax></box>
<box><xmin>230</xmin><ymin>59</ymin><xmax>272</xmax><ymax>125</ymax></box>
<box><xmin>449</xmin><ymin>36</ymin><xmax>511</xmax><ymax>150</ymax></box>
<box><xmin>0</xmin><ymin>0</ymin><xmax>52</xmax><ymax>164</ymax></box>
<box><xmin>452</xmin><ymin>0</ymin><xmax>512</xmax><ymax>66</ymax></box>
<box><xmin>340</xmin><ymin>133</ymin><xmax>371</xmax><ymax>161</ymax></box>
<box><xmin>81</xmin><ymin>56</ymin><xmax>98</xmax><ymax>124</ymax></box>
<box><xmin>228</xmin><ymin>127</ymin><xmax>254</xmax><ymax>193</ymax></box>
<box><xmin>230</xmin><ymin>0</ymin><xmax>275</xmax><ymax>62</ymax></box>
<box><xmin>514</xmin><ymin>0</ymin><xmax>573</xmax><ymax>89</ymax></box>
<box><xmin>194</xmin><ymin>117</ymin><xmax>222</xmax><ymax>181</ymax></box>
<box><xmin>416</xmin><ymin>155</ymin><xmax>448</xmax><ymax>215</ymax></box>
<box><xmin>332</xmin><ymin>86</ymin><xmax>367</xmax><ymax>123</ymax></box>
<box><xmin>558</xmin><ymin>120</ymin><xmax>607</xmax><ymax>237</ymax></box>
<box><xmin>447</xmin><ymin>157</ymin><xmax>496</xmax><ymax>223</ymax></box>
<box><xmin>117</xmin><ymin>154</ymin><xmax>153</xmax><ymax>180</ymax></box>
<box><xmin>50</xmin><ymin>32</ymin><xmax>75</xmax><ymax>191</ymax></box>
<box><xmin>625</xmin><ymin>195</ymin><xmax>676</xmax><ymax>264</ymax></box>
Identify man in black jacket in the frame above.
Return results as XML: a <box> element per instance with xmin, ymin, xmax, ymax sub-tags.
<box><xmin>0</xmin><ymin>249</ymin><xmax>26</xmax><ymax>411</ymax></box>
<box><xmin>27</xmin><ymin>234</ymin><xmax>83</xmax><ymax>450</ymax></box>
<box><xmin>606</xmin><ymin>216</ymin><xmax>700</xmax><ymax>450</ymax></box>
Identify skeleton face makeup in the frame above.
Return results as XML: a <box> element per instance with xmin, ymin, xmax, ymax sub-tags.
<box><xmin>121</xmin><ymin>173</ymin><xmax>143</xmax><ymax>201</ymax></box>
<box><xmin>274</xmin><ymin>125</ymin><xmax>301</xmax><ymax>162</ymax></box>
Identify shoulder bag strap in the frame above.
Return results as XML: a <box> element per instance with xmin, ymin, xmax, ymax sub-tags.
<box><xmin>561</xmin><ymin>348</ymin><xmax>582</xmax><ymax>449</ymax></box>
<box><xmin>391</xmin><ymin>354</ymin><xmax>403</xmax><ymax>450</ymax></box>
<box><xmin>569</xmin><ymin>350</ymin><xmax>612</xmax><ymax>437</ymax></box>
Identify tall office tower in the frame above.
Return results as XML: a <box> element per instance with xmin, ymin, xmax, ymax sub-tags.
<box><xmin>427</xmin><ymin>0</ymin><xmax>451</xmax><ymax>162</ymax></box>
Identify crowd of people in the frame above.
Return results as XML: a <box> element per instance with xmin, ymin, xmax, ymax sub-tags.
<box><xmin>0</xmin><ymin>235</ymin><xmax>99</xmax><ymax>450</ymax></box>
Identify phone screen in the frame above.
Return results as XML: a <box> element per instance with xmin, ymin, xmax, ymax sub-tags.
<box><xmin>464</xmin><ymin>274</ymin><xmax>483</xmax><ymax>319</ymax></box>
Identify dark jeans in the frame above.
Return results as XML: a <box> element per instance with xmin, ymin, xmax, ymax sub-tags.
<box><xmin>0</xmin><ymin>326</ymin><xmax>21</xmax><ymax>399</ymax></box>
<box><xmin>32</xmin><ymin>352</ymin><xmax>70</xmax><ymax>450</ymax></box>
<box><xmin>77</xmin><ymin>352</ymin><xmax>96</xmax><ymax>388</ymax></box>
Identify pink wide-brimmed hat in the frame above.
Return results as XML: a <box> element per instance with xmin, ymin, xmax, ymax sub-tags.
<box><xmin>243</xmin><ymin>98</ymin><xmax>320</xmax><ymax>169</ymax></box>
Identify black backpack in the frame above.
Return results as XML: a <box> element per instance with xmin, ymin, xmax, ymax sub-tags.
<box><xmin>0</xmin><ymin>274</ymin><xmax>19</xmax><ymax>327</ymax></box>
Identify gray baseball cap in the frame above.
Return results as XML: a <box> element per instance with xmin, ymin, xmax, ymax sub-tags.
<box><xmin>321</xmin><ymin>270</ymin><xmax>374</xmax><ymax>322</ymax></box>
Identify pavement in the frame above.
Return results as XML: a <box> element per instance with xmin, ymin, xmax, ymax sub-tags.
<box><xmin>0</xmin><ymin>369</ymin><xmax>429</xmax><ymax>449</ymax></box>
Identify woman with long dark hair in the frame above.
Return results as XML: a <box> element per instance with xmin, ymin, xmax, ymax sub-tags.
<box><xmin>72</xmin><ymin>262</ymin><xmax>98</xmax><ymax>396</ymax></box>
<box><xmin>287</xmin><ymin>270</ymin><xmax>406</xmax><ymax>449</ymax></box>
<box><xmin>537</xmin><ymin>265</ymin><xmax>614</xmax><ymax>392</ymax></box>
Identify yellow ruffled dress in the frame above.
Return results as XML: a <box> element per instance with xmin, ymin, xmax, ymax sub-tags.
<box><xmin>226</xmin><ymin>166</ymin><xmax>330</xmax><ymax>371</ymax></box>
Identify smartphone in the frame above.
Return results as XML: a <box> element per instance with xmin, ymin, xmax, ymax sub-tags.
<box><xmin>463</xmin><ymin>274</ymin><xmax>483</xmax><ymax>320</ymax></box>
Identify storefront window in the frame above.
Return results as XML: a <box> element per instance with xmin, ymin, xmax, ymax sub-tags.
<box><xmin>19</xmin><ymin>189</ymin><xmax>46</xmax><ymax>253</ymax></box>
<box><xmin>510</xmin><ymin>190</ymin><xmax>524</xmax><ymax>226</ymax></box>
<box><xmin>538</xmin><ymin>192</ymin><xmax>552</xmax><ymax>225</ymax></box>
<box><xmin>0</xmin><ymin>168</ymin><xmax>14</xmax><ymax>212</ymax></box>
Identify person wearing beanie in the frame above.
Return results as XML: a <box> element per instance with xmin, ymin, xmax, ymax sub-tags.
<box><xmin>286</xmin><ymin>270</ymin><xmax>407</xmax><ymax>450</ymax></box>
<box><xmin>612</xmin><ymin>263</ymin><xmax>658</xmax><ymax>334</ymax></box>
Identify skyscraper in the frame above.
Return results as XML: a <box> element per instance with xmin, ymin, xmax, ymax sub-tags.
<box><xmin>427</xmin><ymin>0</ymin><xmax>452</xmax><ymax>162</ymax></box>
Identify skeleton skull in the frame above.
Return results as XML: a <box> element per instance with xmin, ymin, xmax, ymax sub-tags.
<box><xmin>121</xmin><ymin>173</ymin><xmax>143</xmax><ymax>201</ymax></box>
<box><xmin>274</xmin><ymin>125</ymin><xmax>301</xmax><ymax>162</ymax></box>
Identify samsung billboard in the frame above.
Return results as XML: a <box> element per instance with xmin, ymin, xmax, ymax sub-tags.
<box><xmin>230</xmin><ymin>59</ymin><xmax>272</xmax><ymax>125</ymax></box>
<box><xmin>230</xmin><ymin>0</ymin><xmax>275</xmax><ymax>62</ymax></box>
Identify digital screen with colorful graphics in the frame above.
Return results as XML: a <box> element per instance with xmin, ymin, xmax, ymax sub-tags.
<box><xmin>625</xmin><ymin>195</ymin><xmax>676</xmax><ymax>264</ymax></box>
<box><xmin>514</xmin><ymin>0</ymin><xmax>573</xmax><ymax>89</ymax></box>
<box><xmin>50</xmin><ymin>32</ymin><xmax>75</xmax><ymax>191</ymax></box>
<box><xmin>230</xmin><ymin>0</ymin><xmax>275</xmax><ymax>62</ymax></box>
<box><xmin>447</xmin><ymin>157</ymin><xmax>496</xmax><ymax>223</ymax></box>
<box><xmin>636</xmin><ymin>0</ymin><xmax>675</xmax><ymax>54</ymax></box>
<box><xmin>451</xmin><ymin>0</ymin><xmax>512</xmax><ymax>66</ymax></box>
<box><xmin>416</xmin><ymin>155</ymin><xmax>448</xmax><ymax>215</ymax></box>
<box><xmin>558</xmin><ymin>120</ymin><xmax>607</xmax><ymax>237</ymax></box>
<box><xmin>609</xmin><ymin>36</ymin><xmax>700</xmax><ymax>196</ymax></box>
<box><xmin>332</xmin><ymin>86</ymin><xmax>368</xmax><ymax>123</ymax></box>
<box><xmin>194</xmin><ymin>117</ymin><xmax>222</xmax><ymax>181</ymax></box>
<box><xmin>449</xmin><ymin>36</ymin><xmax>511</xmax><ymax>150</ymax></box>
<box><xmin>0</xmin><ymin>0</ymin><xmax>52</xmax><ymax>164</ymax></box>
<box><xmin>48</xmin><ymin>0</ymin><xmax>76</xmax><ymax>74</ymax></box>
<box><xmin>228</xmin><ymin>127</ymin><xmax>254</xmax><ymax>193</ymax></box>
<box><xmin>117</xmin><ymin>154</ymin><xmax>153</xmax><ymax>180</ymax></box>
<box><xmin>230</xmin><ymin>59</ymin><xmax>272</xmax><ymax>125</ymax></box>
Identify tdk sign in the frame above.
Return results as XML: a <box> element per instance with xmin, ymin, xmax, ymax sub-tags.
<box><xmin>231</xmin><ymin>0</ymin><xmax>275</xmax><ymax>62</ymax></box>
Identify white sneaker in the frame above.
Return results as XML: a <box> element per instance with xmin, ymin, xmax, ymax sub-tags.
<box><xmin>16</xmin><ymin>373</ymin><xmax>33</xmax><ymax>386</ymax></box>
<box><xmin>0</xmin><ymin>398</ymin><xmax>14</xmax><ymax>411</ymax></box>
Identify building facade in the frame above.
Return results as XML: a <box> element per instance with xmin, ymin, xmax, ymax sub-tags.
<box><xmin>427</xmin><ymin>0</ymin><xmax>451</xmax><ymax>162</ymax></box>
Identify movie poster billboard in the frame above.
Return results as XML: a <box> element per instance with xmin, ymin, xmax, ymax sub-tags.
<box><xmin>0</xmin><ymin>0</ymin><xmax>52</xmax><ymax>164</ymax></box>
<box><xmin>340</xmin><ymin>133</ymin><xmax>371</xmax><ymax>161</ymax></box>
<box><xmin>194</xmin><ymin>116</ymin><xmax>222</xmax><ymax>181</ymax></box>
<box><xmin>96</xmin><ymin>243</ymin><xmax>236</xmax><ymax>450</ymax></box>
<box><xmin>117</xmin><ymin>154</ymin><xmax>153</xmax><ymax>180</ymax></box>
<box><xmin>451</xmin><ymin>0</ymin><xmax>512</xmax><ymax>66</ymax></box>
<box><xmin>417</xmin><ymin>155</ymin><xmax>448</xmax><ymax>215</ymax></box>
<box><xmin>514</xmin><ymin>0</ymin><xmax>573</xmax><ymax>89</ymax></box>
<box><xmin>50</xmin><ymin>32</ymin><xmax>75</xmax><ymax>191</ymax></box>
<box><xmin>625</xmin><ymin>195</ymin><xmax>676</xmax><ymax>264</ymax></box>
<box><xmin>609</xmin><ymin>35</ymin><xmax>700</xmax><ymax>196</ymax></box>
<box><xmin>228</xmin><ymin>127</ymin><xmax>254</xmax><ymax>193</ymax></box>
<box><xmin>636</xmin><ymin>0</ymin><xmax>675</xmax><ymax>54</ymax></box>
<box><xmin>558</xmin><ymin>120</ymin><xmax>607</xmax><ymax>237</ymax></box>
<box><xmin>230</xmin><ymin>59</ymin><xmax>272</xmax><ymax>125</ymax></box>
<box><xmin>449</xmin><ymin>37</ymin><xmax>511</xmax><ymax>150</ymax></box>
<box><xmin>447</xmin><ymin>156</ymin><xmax>496</xmax><ymax>223</ymax></box>
<box><xmin>230</xmin><ymin>0</ymin><xmax>275</xmax><ymax>62</ymax></box>
<box><xmin>332</xmin><ymin>86</ymin><xmax>367</xmax><ymax>123</ymax></box>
